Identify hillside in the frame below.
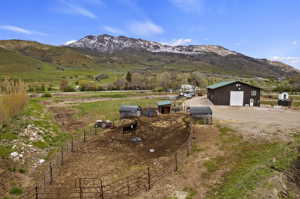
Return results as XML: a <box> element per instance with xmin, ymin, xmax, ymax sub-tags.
<box><xmin>68</xmin><ymin>34</ymin><xmax>299</xmax><ymax>78</ymax></box>
<box><xmin>0</xmin><ymin>36</ymin><xmax>299</xmax><ymax>83</ymax></box>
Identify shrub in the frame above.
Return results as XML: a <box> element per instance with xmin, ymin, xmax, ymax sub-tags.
<box><xmin>42</xmin><ymin>93</ymin><xmax>52</xmax><ymax>98</ymax></box>
<box><xmin>32</xmin><ymin>141</ymin><xmax>49</xmax><ymax>149</ymax></box>
<box><xmin>0</xmin><ymin>145</ymin><xmax>13</xmax><ymax>158</ymax></box>
<box><xmin>9</xmin><ymin>186</ymin><xmax>23</xmax><ymax>195</ymax></box>
<box><xmin>18</xmin><ymin>168</ymin><xmax>26</xmax><ymax>174</ymax></box>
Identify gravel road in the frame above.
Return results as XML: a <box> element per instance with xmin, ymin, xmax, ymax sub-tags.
<box><xmin>185</xmin><ymin>97</ymin><xmax>300</xmax><ymax>140</ymax></box>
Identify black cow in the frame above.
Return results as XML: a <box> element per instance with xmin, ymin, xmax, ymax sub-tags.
<box><xmin>122</xmin><ymin>121</ymin><xmax>138</xmax><ymax>134</ymax></box>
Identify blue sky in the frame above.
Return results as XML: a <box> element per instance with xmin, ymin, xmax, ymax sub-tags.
<box><xmin>1</xmin><ymin>0</ymin><xmax>300</xmax><ymax>69</ymax></box>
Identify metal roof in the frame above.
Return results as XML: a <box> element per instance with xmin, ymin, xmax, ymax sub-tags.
<box><xmin>207</xmin><ymin>81</ymin><xmax>236</xmax><ymax>89</ymax></box>
<box><xmin>207</xmin><ymin>80</ymin><xmax>261</xmax><ymax>90</ymax></box>
<box><xmin>190</xmin><ymin>106</ymin><xmax>212</xmax><ymax>115</ymax></box>
<box><xmin>119</xmin><ymin>105</ymin><xmax>141</xmax><ymax>112</ymax></box>
<box><xmin>157</xmin><ymin>101</ymin><xmax>172</xmax><ymax>106</ymax></box>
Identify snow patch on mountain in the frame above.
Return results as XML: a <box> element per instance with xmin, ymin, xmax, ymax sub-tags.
<box><xmin>68</xmin><ymin>34</ymin><xmax>237</xmax><ymax>56</ymax></box>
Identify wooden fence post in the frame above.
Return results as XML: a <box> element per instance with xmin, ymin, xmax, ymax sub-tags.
<box><xmin>35</xmin><ymin>185</ymin><xmax>38</xmax><ymax>199</ymax></box>
<box><xmin>49</xmin><ymin>162</ymin><xmax>53</xmax><ymax>185</ymax></box>
<box><xmin>61</xmin><ymin>146</ymin><xmax>64</xmax><ymax>166</ymax></box>
<box><xmin>147</xmin><ymin>167</ymin><xmax>151</xmax><ymax>191</ymax></box>
<box><xmin>175</xmin><ymin>152</ymin><xmax>178</xmax><ymax>172</ymax></box>
<box><xmin>94</xmin><ymin>127</ymin><xmax>97</xmax><ymax>135</ymax></box>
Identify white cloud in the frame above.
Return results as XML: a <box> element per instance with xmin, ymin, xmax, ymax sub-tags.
<box><xmin>0</xmin><ymin>25</ymin><xmax>47</xmax><ymax>36</ymax></box>
<box><xmin>0</xmin><ymin>25</ymin><xmax>32</xmax><ymax>34</ymax></box>
<box><xmin>103</xmin><ymin>26</ymin><xmax>125</xmax><ymax>35</ymax></box>
<box><xmin>64</xmin><ymin>40</ymin><xmax>77</xmax><ymax>45</ymax></box>
<box><xmin>169</xmin><ymin>0</ymin><xmax>203</xmax><ymax>13</ymax></box>
<box><xmin>59</xmin><ymin>0</ymin><xmax>97</xmax><ymax>19</ymax></box>
<box><xmin>129</xmin><ymin>21</ymin><xmax>164</xmax><ymax>36</ymax></box>
<box><xmin>270</xmin><ymin>56</ymin><xmax>300</xmax><ymax>68</ymax></box>
<box><xmin>164</xmin><ymin>38</ymin><xmax>193</xmax><ymax>46</ymax></box>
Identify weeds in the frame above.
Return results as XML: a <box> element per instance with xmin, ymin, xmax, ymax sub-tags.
<box><xmin>9</xmin><ymin>186</ymin><xmax>23</xmax><ymax>195</ymax></box>
<box><xmin>0</xmin><ymin>78</ymin><xmax>28</xmax><ymax>126</ymax></box>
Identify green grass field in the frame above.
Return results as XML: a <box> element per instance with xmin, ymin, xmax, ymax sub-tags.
<box><xmin>205</xmin><ymin>126</ymin><xmax>300</xmax><ymax>199</ymax></box>
<box><xmin>73</xmin><ymin>98</ymin><xmax>164</xmax><ymax>122</ymax></box>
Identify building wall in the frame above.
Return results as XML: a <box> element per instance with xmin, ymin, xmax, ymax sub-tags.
<box><xmin>207</xmin><ymin>83</ymin><xmax>260</xmax><ymax>106</ymax></box>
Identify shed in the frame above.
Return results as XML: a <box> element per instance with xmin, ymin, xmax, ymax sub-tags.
<box><xmin>142</xmin><ymin>107</ymin><xmax>158</xmax><ymax>117</ymax></box>
<box><xmin>119</xmin><ymin>105</ymin><xmax>142</xmax><ymax>119</ymax></box>
<box><xmin>157</xmin><ymin>101</ymin><xmax>172</xmax><ymax>114</ymax></box>
<box><xmin>207</xmin><ymin>81</ymin><xmax>261</xmax><ymax>106</ymax></box>
<box><xmin>189</xmin><ymin>106</ymin><xmax>212</xmax><ymax>124</ymax></box>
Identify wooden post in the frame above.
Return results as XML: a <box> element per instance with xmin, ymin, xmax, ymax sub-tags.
<box><xmin>175</xmin><ymin>152</ymin><xmax>178</xmax><ymax>172</ymax></box>
<box><xmin>71</xmin><ymin>137</ymin><xmax>74</xmax><ymax>152</ymax></box>
<box><xmin>100</xmin><ymin>179</ymin><xmax>104</xmax><ymax>199</ymax></box>
<box><xmin>147</xmin><ymin>167</ymin><xmax>151</xmax><ymax>191</ymax></box>
<box><xmin>79</xmin><ymin>178</ymin><xmax>83</xmax><ymax>199</ymax></box>
<box><xmin>35</xmin><ymin>185</ymin><xmax>38</xmax><ymax>199</ymax></box>
<box><xmin>49</xmin><ymin>162</ymin><xmax>53</xmax><ymax>185</ymax></box>
<box><xmin>94</xmin><ymin>127</ymin><xmax>97</xmax><ymax>135</ymax></box>
<box><xmin>61</xmin><ymin>146</ymin><xmax>64</xmax><ymax>166</ymax></box>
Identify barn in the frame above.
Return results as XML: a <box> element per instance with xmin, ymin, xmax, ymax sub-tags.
<box><xmin>207</xmin><ymin>81</ymin><xmax>261</xmax><ymax>106</ymax></box>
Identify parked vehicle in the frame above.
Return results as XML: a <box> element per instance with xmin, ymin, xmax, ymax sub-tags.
<box><xmin>95</xmin><ymin>120</ymin><xmax>114</xmax><ymax>129</ymax></box>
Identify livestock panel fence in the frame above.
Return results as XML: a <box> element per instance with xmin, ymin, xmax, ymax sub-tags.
<box><xmin>19</xmin><ymin>121</ymin><xmax>195</xmax><ymax>199</ymax></box>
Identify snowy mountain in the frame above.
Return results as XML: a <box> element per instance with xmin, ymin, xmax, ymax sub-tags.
<box><xmin>67</xmin><ymin>34</ymin><xmax>237</xmax><ymax>56</ymax></box>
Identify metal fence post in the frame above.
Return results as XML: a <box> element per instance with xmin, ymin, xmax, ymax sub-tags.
<box><xmin>43</xmin><ymin>175</ymin><xmax>46</xmax><ymax>191</ymax></box>
<box><xmin>35</xmin><ymin>185</ymin><xmax>38</xmax><ymax>199</ymax></box>
<box><xmin>79</xmin><ymin>178</ymin><xmax>83</xmax><ymax>199</ymax></box>
<box><xmin>175</xmin><ymin>152</ymin><xmax>178</xmax><ymax>172</ymax></box>
<box><xmin>127</xmin><ymin>177</ymin><xmax>130</xmax><ymax>196</ymax></box>
<box><xmin>83</xmin><ymin>129</ymin><xmax>86</xmax><ymax>142</ymax></box>
<box><xmin>61</xmin><ymin>146</ymin><xmax>64</xmax><ymax>166</ymax></box>
<box><xmin>100</xmin><ymin>179</ymin><xmax>104</xmax><ymax>199</ymax></box>
<box><xmin>71</xmin><ymin>137</ymin><xmax>74</xmax><ymax>152</ymax></box>
<box><xmin>49</xmin><ymin>162</ymin><xmax>53</xmax><ymax>185</ymax></box>
<box><xmin>147</xmin><ymin>167</ymin><xmax>151</xmax><ymax>191</ymax></box>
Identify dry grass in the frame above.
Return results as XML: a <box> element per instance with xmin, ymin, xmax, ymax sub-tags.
<box><xmin>0</xmin><ymin>78</ymin><xmax>28</xmax><ymax>125</ymax></box>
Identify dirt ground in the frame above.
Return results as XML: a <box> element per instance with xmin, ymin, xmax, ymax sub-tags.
<box><xmin>50</xmin><ymin>114</ymin><xmax>190</xmax><ymax>190</ymax></box>
<box><xmin>185</xmin><ymin>97</ymin><xmax>300</xmax><ymax>141</ymax></box>
<box><xmin>133</xmin><ymin>125</ymin><xmax>224</xmax><ymax>199</ymax></box>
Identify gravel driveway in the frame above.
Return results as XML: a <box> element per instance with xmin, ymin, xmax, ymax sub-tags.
<box><xmin>185</xmin><ymin>97</ymin><xmax>300</xmax><ymax>140</ymax></box>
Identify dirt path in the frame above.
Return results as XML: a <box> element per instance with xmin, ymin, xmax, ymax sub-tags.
<box><xmin>185</xmin><ymin>97</ymin><xmax>300</xmax><ymax>140</ymax></box>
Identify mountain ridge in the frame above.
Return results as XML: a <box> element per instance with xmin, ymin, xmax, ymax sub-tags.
<box><xmin>67</xmin><ymin>34</ymin><xmax>238</xmax><ymax>57</ymax></box>
<box><xmin>0</xmin><ymin>35</ymin><xmax>299</xmax><ymax>81</ymax></box>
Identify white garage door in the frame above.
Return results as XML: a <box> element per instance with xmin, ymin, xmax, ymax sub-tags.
<box><xmin>230</xmin><ymin>91</ymin><xmax>244</xmax><ymax>106</ymax></box>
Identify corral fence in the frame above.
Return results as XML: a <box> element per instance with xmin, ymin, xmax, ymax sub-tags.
<box><xmin>20</xmin><ymin>117</ymin><xmax>195</xmax><ymax>199</ymax></box>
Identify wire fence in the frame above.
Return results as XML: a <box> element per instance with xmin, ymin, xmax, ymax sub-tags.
<box><xmin>19</xmin><ymin>119</ymin><xmax>194</xmax><ymax>199</ymax></box>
